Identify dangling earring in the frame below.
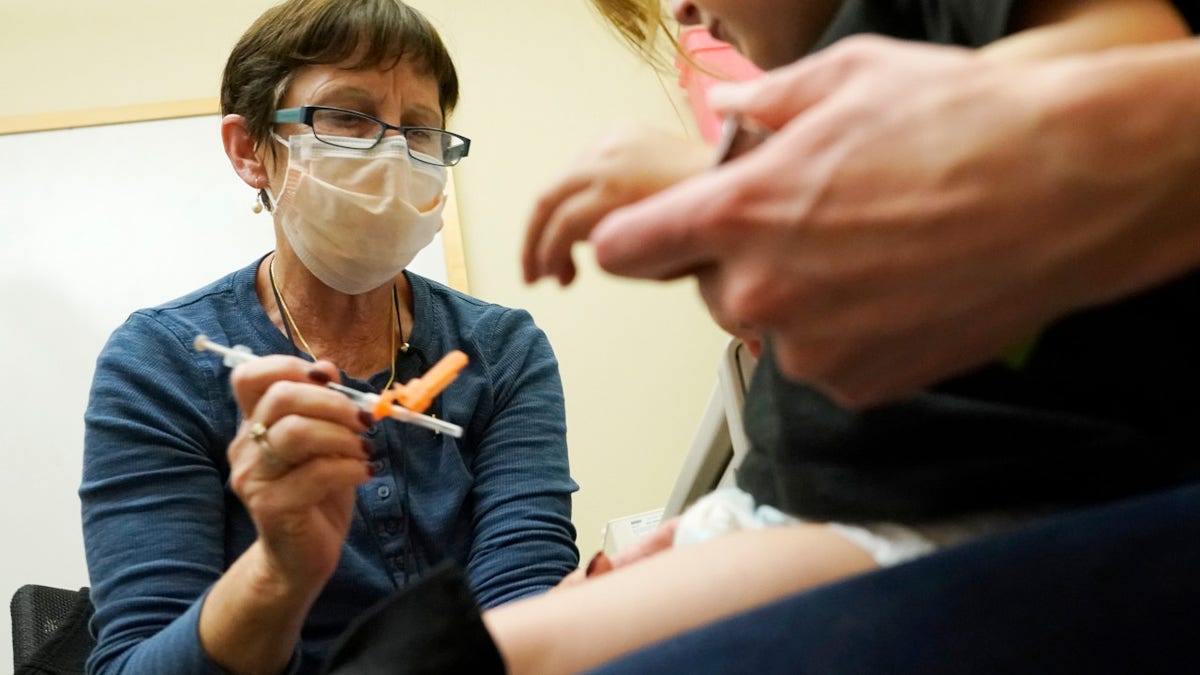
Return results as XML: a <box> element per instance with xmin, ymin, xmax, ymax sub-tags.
<box><xmin>252</xmin><ymin>191</ymin><xmax>265</xmax><ymax>214</ymax></box>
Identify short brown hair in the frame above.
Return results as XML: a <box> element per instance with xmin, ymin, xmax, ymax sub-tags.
<box><xmin>221</xmin><ymin>0</ymin><xmax>460</xmax><ymax>151</ymax></box>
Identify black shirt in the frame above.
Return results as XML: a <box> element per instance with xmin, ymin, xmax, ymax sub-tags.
<box><xmin>737</xmin><ymin>0</ymin><xmax>1200</xmax><ymax>521</ymax></box>
<box><xmin>814</xmin><ymin>0</ymin><xmax>1198</xmax><ymax>49</ymax></box>
<box><xmin>815</xmin><ymin>0</ymin><xmax>1015</xmax><ymax>49</ymax></box>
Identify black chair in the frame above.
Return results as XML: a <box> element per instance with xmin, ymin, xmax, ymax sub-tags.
<box><xmin>10</xmin><ymin>584</ymin><xmax>95</xmax><ymax>674</ymax></box>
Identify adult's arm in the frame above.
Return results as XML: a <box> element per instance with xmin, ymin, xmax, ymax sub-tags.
<box><xmin>82</xmin><ymin>314</ymin><xmax>237</xmax><ymax>674</ymax></box>
<box><xmin>198</xmin><ymin>354</ymin><xmax>370</xmax><ymax>674</ymax></box>
<box><xmin>463</xmin><ymin>308</ymin><xmax>580</xmax><ymax>607</ymax></box>
<box><xmin>82</xmin><ymin>314</ymin><xmax>369</xmax><ymax>674</ymax></box>
<box><xmin>591</xmin><ymin>36</ymin><xmax>1200</xmax><ymax>407</ymax></box>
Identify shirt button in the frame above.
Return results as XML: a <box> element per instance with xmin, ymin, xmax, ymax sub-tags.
<box><xmin>366</xmin><ymin>425</ymin><xmax>380</xmax><ymax>437</ymax></box>
<box><xmin>368</xmin><ymin>460</ymin><xmax>385</xmax><ymax>476</ymax></box>
<box><xmin>384</xmin><ymin>518</ymin><xmax>401</xmax><ymax>534</ymax></box>
<box><xmin>391</xmin><ymin>555</ymin><xmax>406</xmax><ymax>570</ymax></box>
<box><xmin>377</xmin><ymin>485</ymin><xmax>392</xmax><ymax>499</ymax></box>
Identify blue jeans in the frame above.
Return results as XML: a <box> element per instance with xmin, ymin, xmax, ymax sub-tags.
<box><xmin>588</xmin><ymin>482</ymin><xmax>1200</xmax><ymax>674</ymax></box>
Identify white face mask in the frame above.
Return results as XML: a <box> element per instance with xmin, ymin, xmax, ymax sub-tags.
<box><xmin>269</xmin><ymin>133</ymin><xmax>447</xmax><ymax>295</ymax></box>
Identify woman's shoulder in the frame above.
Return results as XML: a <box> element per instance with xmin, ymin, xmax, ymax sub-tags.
<box><xmin>407</xmin><ymin>271</ymin><xmax>501</xmax><ymax>309</ymax></box>
<box><xmin>109</xmin><ymin>257</ymin><xmax>275</xmax><ymax>356</ymax></box>
<box><xmin>139</xmin><ymin>259</ymin><xmax>258</xmax><ymax>317</ymax></box>
<box><xmin>406</xmin><ymin>272</ymin><xmax>550</xmax><ymax>367</ymax></box>
<box><xmin>408</xmin><ymin>272</ymin><xmax>539</xmax><ymax>333</ymax></box>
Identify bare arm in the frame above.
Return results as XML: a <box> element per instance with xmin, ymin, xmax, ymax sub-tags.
<box><xmin>484</xmin><ymin>525</ymin><xmax>875</xmax><ymax>675</ymax></box>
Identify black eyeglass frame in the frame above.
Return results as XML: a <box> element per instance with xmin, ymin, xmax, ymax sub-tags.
<box><xmin>274</xmin><ymin>105</ymin><xmax>471</xmax><ymax>167</ymax></box>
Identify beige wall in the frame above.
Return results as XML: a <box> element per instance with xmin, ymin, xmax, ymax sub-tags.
<box><xmin>401</xmin><ymin>1</ymin><xmax>729</xmax><ymax>555</ymax></box>
<box><xmin>1</xmin><ymin>0</ymin><xmax>724</xmax><ymax>591</ymax></box>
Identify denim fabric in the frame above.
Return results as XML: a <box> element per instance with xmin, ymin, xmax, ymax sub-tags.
<box><xmin>587</xmin><ymin>482</ymin><xmax>1200</xmax><ymax>674</ymax></box>
<box><xmin>81</xmin><ymin>257</ymin><xmax>578</xmax><ymax>674</ymax></box>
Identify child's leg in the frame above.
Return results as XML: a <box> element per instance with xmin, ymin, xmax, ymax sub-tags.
<box><xmin>483</xmin><ymin>524</ymin><xmax>876</xmax><ymax>675</ymax></box>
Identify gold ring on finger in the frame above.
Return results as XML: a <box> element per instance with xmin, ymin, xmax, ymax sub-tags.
<box><xmin>249</xmin><ymin>421</ymin><xmax>289</xmax><ymax>467</ymax></box>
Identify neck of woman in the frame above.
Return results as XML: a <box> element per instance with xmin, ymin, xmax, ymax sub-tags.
<box><xmin>256</xmin><ymin>249</ymin><xmax>414</xmax><ymax>380</ymax></box>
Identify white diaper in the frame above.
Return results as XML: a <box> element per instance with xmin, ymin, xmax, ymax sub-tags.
<box><xmin>824</xmin><ymin>521</ymin><xmax>937</xmax><ymax>566</ymax></box>
<box><xmin>674</xmin><ymin>487</ymin><xmax>1040</xmax><ymax>567</ymax></box>
<box><xmin>672</xmin><ymin>487</ymin><xmax>798</xmax><ymax>548</ymax></box>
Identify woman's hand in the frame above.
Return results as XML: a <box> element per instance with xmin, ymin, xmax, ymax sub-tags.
<box><xmin>200</xmin><ymin>355</ymin><xmax>372</xmax><ymax>674</ymax></box>
<box><xmin>522</xmin><ymin>126</ymin><xmax>712</xmax><ymax>286</ymax></box>
<box><xmin>228</xmin><ymin>355</ymin><xmax>373</xmax><ymax>592</ymax></box>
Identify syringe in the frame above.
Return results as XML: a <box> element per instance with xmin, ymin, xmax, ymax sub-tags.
<box><xmin>194</xmin><ymin>334</ymin><xmax>464</xmax><ymax>438</ymax></box>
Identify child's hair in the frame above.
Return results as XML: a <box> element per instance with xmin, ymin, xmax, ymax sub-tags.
<box><xmin>590</xmin><ymin>0</ymin><xmax>742</xmax><ymax>82</ymax></box>
<box><xmin>588</xmin><ymin>0</ymin><xmax>678</xmax><ymax>72</ymax></box>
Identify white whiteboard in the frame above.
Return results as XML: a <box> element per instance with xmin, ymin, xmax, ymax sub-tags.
<box><xmin>0</xmin><ymin>115</ymin><xmax>455</xmax><ymax>625</ymax></box>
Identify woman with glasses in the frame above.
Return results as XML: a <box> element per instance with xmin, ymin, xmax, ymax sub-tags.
<box><xmin>79</xmin><ymin>2</ymin><xmax>578</xmax><ymax>673</ymax></box>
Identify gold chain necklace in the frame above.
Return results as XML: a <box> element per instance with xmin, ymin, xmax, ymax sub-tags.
<box><xmin>268</xmin><ymin>255</ymin><xmax>401</xmax><ymax>389</ymax></box>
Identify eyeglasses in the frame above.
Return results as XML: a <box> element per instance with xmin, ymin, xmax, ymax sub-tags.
<box><xmin>274</xmin><ymin>105</ymin><xmax>471</xmax><ymax>167</ymax></box>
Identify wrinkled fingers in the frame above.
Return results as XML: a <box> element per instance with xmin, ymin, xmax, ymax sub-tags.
<box><xmin>231</xmin><ymin>415</ymin><xmax>370</xmax><ymax>490</ymax></box>
<box><xmin>248</xmin><ymin>379</ymin><xmax>371</xmax><ymax>434</ymax></box>
<box><xmin>230</xmin><ymin>355</ymin><xmax>342</xmax><ymax>415</ymax></box>
<box><xmin>239</xmin><ymin>453</ymin><xmax>371</xmax><ymax>518</ymax></box>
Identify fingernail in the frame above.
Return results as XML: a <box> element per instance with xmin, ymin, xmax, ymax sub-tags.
<box><xmin>308</xmin><ymin>369</ymin><xmax>331</xmax><ymax>384</ymax></box>
<box><xmin>358</xmin><ymin>411</ymin><xmax>375</xmax><ymax>428</ymax></box>
<box><xmin>585</xmin><ymin>551</ymin><xmax>607</xmax><ymax>577</ymax></box>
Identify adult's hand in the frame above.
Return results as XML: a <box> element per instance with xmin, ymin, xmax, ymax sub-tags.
<box><xmin>523</xmin><ymin>125</ymin><xmax>712</xmax><ymax>285</ymax></box>
<box><xmin>201</xmin><ymin>356</ymin><xmax>371</xmax><ymax>674</ymax></box>
<box><xmin>227</xmin><ymin>355</ymin><xmax>372</xmax><ymax>589</ymax></box>
<box><xmin>592</xmin><ymin>36</ymin><xmax>1200</xmax><ymax>407</ymax></box>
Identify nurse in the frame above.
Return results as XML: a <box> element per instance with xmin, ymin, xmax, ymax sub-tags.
<box><xmin>80</xmin><ymin>2</ymin><xmax>578</xmax><ymax>673</ymax></box>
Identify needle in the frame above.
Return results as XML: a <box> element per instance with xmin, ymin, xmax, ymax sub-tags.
<box><xmin>193</xmin><ymin>334</ymin><xmax>464</xmax><ymax>438</ymax></box>
<box><xmin>713</xmin><ymin>113</ymin><xmax>772</xmax><ymax>166</ymax></box>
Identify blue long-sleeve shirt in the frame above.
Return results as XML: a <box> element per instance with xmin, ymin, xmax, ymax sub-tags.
<box><xmin>81</xmin><ymin>258</ymin><xmax>579</xmax><ymax>674</ymax></box>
